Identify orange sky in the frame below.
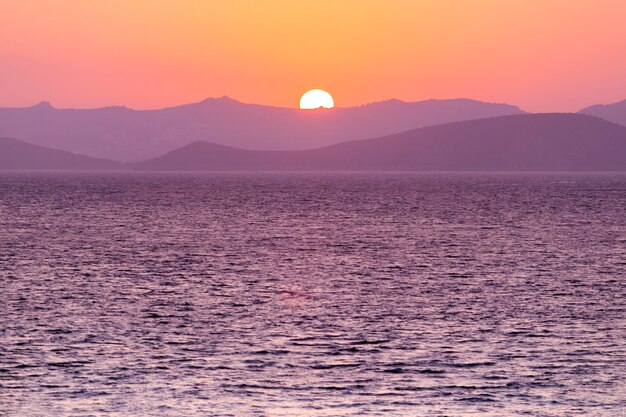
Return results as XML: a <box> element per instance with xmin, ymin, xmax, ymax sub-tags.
<box><xmin>1</xmin><ymin>0</ymin><xmax>626</xmax><ymax>112</ymax></box>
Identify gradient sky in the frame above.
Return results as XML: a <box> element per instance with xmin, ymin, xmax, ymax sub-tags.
<box><xmin>1</xmin><ymin>0</ymin><xmax>626</xmax><ymax>112</ymax></box>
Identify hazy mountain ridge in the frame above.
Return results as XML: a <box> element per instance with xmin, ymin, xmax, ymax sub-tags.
<box><xmin>4</xmin><ymin>113</ymin><xmax>625</xmax><ymax>172</ymax></box>
<box><xmin>0</xmin><ymin>97</ymin><xmax>524</xmax><ymax>162</ymax></box>
<box><xmin>136</xmin><ymin>113</ymin><xmax>626</xmax><ymax>171</ymax></box>
<box><xmin>579</xmin><ymin>99</ymin><xmax>626</xmax><ymax>127</ymax></box>
<box><xmin>0</xmin><ymin>137</ymin><xmax>120</xmax><ymax>170</ymax></box>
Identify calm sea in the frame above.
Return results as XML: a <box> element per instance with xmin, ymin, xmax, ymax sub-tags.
<box><xmin>1</xmin><ymin>172</ymin><xmax>625</xmax><ymax>417</ymax></box>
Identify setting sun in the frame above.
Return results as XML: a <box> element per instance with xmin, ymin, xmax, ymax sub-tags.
<box><xmin>299</xmin><ymin>89</ymin><xmax>334</xmax><ymax>110</ymax></box>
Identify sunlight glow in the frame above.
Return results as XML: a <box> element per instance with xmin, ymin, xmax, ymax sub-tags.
<box><xmin>299</xmin><ymin>89</ymin><xmax>334</xmax><ymax>109</ymax></box>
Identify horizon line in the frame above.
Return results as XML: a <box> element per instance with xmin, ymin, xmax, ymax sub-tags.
<box><xmin>3</xmin><ymin>95</ymin><xmax>626</xmax><ymax>114</ymax></box>
<box><xmin>0</xmin><ymin>95</ymin><xmax>529</xmax><ymax>112</ymax></box>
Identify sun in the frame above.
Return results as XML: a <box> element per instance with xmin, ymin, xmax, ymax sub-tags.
<box><xmin>299</xmin><ymin>89</ymin><xmax>334</xmax><ymax>109</ymax></box>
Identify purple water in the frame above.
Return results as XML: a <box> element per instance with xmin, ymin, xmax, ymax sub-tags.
<box><xmin>1</xmin><ymin>172</ymin><xmax>625</xmax><ymax>416</ymax></box>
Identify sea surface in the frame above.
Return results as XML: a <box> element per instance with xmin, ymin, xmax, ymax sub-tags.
<box><xmin>0</xmin><ymin>172</ymin><xmax>625</xmax><ymax>417</ymax></box>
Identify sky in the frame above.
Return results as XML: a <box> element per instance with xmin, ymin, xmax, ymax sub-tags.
<box><xmin>1</xmin><ymin>0</ymin><xmax>626</xmax><ymax>112</ymax></box>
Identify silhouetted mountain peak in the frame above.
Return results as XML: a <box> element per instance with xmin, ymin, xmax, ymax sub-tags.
<box><xmin>197</xmin><ymin>96</ymin><xmax>241</xmax><ymax>105</ymax></box>
<box><xmin>30</xmin><ymin>101</ymin><xmax>54</xmax><ymax>110</ymax></box>
<box><xmin>350</xmin><ymin>97</ymin><xmax>524</xmax><ymax>113</ymax></box>
<box><xmin>579</xmin><ymin>98</ymin><xmax>626</xmax><ymax>128</ymax></box>
<box><xmin>580</xmin><ymin>98</ymin><xmax>626</xmax><ymax>112</ymax></box>
<box><xmin>350</xmin><ymin>98</ymin><xmax>407</xmax><ymax>109</ymax></box>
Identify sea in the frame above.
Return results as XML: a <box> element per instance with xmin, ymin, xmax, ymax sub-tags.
<box><xmin>1</xmin><ymin>172</ymin><xmax>625</xmax><ymax>417</ymax></box>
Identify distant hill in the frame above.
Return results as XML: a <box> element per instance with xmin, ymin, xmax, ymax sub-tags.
<box><xmin>579</xmin><ymin>99</ymin><xmax>626</xmax><ymax>127</ymax></box>
<box><xmin>0</xmin><ymin>137</ymin><xmax>120</xmax><ymax>170</ymax></box>
<box><xmin>136</xmin><ymin>114</ymin><xmax>626</xmax><ymax>171</ymax></box>
<box><xmin>0</xmin><ymin>97</ymin><xmax>524</xmax><ymax>162</ymax></box>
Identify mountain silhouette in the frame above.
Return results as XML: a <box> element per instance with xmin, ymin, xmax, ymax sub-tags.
<box><xmin>0</xmin><ymin>97</ymin><xmax>523</xmax><ymax>162</ymax></box>
<box><xmin>579</xmin><ymin>99</ymin><xmax>626</xmax><ymax>127</ymax></box>
<box><xmin>0</xmin><ymin>137</ymin><xmax>120</xmax><ymax>170</ymax></box>
<box><xmin>135</xmin><ymin>114</ymin><xmax>626</xmax><ymax>171</ymax></box>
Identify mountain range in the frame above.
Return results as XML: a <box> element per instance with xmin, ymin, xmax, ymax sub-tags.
<box><xmin>0</xmin><ymin>97</ymin><xmax>523</xmax><ymax>161</ymax></box>
<box><xmin>134</xmin><ymin>114</ymin><xmax>626</xmax><ymax>171</ymax></box>
<box><xmin>1</xmin><ymin>97</ymin><xmax>626</xmax><ymax>172</ymax></box>
<box><xmin>3</xmin><ymin>113</ymin><xmax>625</xmax><ymax>171</ymax></box>
<box><xmin>0</xmin><ymin>137</ymin><xmax>119</xmax><ymax>170</ymax></box>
